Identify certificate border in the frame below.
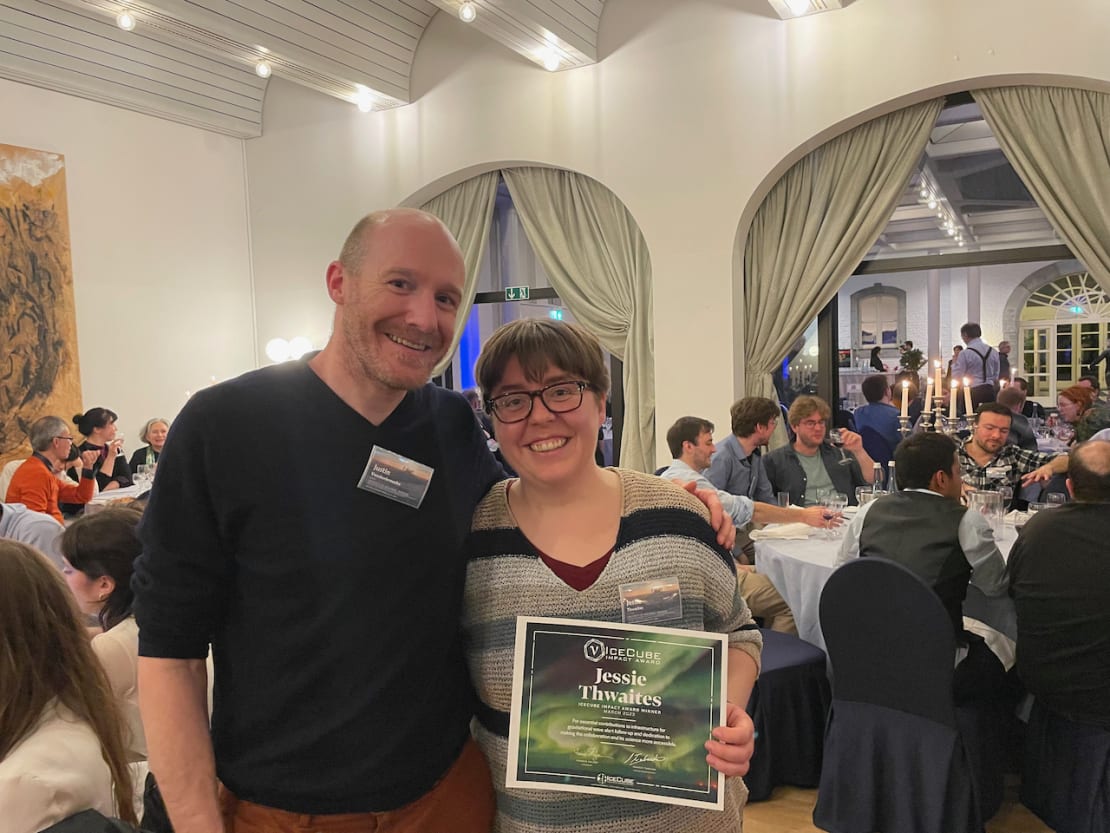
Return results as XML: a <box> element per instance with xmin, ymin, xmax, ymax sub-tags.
<box><xmin>505</xmin><ymin>615</ymin><xmax>729</xmax><ymax>810</ymax></box>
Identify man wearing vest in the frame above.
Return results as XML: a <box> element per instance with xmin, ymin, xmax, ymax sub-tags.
<box><xmin>835</xmin><ymin>431</ymin><xmax>1010</xmax><ymax>703</ymax></box>
<box><xmin>950</xmin><ymin>322</ymin><xmax>1000</xmax><ymax>413</ymax></box>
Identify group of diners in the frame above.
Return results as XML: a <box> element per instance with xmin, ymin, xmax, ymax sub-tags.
<box><xmin>3</xmin><ymin>412</ymin><xmax>169</xmax><ymax>522</ymax></box>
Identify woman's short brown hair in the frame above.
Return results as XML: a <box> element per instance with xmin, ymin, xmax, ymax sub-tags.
<box><xmin>475</xmin><ymin>318</ymin><xmax>610</xmax><ymax>401</ymax></box>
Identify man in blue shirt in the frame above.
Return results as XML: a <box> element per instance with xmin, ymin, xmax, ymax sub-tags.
<box><xmin>852</xmin><ymin>374</ymin><xmax>902</xmax><ymax>454</ymax></box>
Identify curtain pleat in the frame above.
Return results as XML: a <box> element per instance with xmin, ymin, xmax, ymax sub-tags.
<box><xmin>420</xmin><ymin>171</ymin><xmax>500</xmax><ymax>375</ymax></box>
<box><xmin>973</xmin><ymin>86</ymin><xmax>1110</xmax><ymax>293</ymax></box>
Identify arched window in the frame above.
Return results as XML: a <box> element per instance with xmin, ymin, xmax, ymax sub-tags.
<box><xmin>850</xmin><ymin>285</ymin><xmax>907</xmax><ymax>364</ymax></box>
<box><xmin>1019</xmin><ymin>271</ymin><xmax>1110</xmax><ymax>398</ymax></box>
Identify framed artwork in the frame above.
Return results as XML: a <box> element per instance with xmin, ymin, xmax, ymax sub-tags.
<box><xmin>0</xmin><ymin>144</ymin><xmax>82</xmax><ymax>469</ymax></box>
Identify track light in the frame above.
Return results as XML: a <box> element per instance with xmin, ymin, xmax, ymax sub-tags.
<box><xmin>927</xmin><ymin>199</ymin><xmax>937</xmax><ymax>210</ymax></box>
<box><xmin>459</xmin><ymin>2</ymin><xmax>477</xmax><ymax>22</ymax></box>
<box><xmin>255</xmin><ymin>60</ymin><xmax>272</xmax><ymax>78</ymax></box>
<box><xmin>117</xmin><ymin>11</ymin><xmax>136</xmax><ymax>31</ymax></box>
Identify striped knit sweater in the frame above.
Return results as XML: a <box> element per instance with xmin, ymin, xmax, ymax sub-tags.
<box><xmin>463</xmin><ymin>468</ymin><xmax>762</xmax><ymax>833</ymax></box>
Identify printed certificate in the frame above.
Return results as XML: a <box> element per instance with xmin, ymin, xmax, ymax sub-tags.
<box><xmin>506</xmin><ymin>616</ymin><xmax>728</xmax><ymax>809</ymax></box>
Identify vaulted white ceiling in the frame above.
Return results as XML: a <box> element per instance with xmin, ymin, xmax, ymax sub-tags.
<box><xmin>0</xmin><ymin>0</ymin><xmax>605</xmax><ymax>138</ymax></box>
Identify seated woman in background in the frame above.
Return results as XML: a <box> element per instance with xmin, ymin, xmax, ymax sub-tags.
<box><xmin>1056</xmin><ymin>385</ymin><xmax>1096</xmax><ymax>443</ymax></box>
<box><xmin>128</xmin><ymin>418</ymin><xmax>169</xmax><ymax>474</ymax></box>
<box><xmin>463</xmin><ymin>318</ymin><xmax>761</xmax><ymax>833</ymax></box>
<box><xmin>0</xmin><ymin>540</ymin><xmax>136</xmax><ymax>832</ymax></box>
<box><xmin>869</xmin><ymin>345</ymin><xmax>885</xmax><ymax>372</ymax></box>
<box><xmin>61</xmin><ymin>507</ymin><xmax>146</xmax><ymax>763</ymax></box>
<box><xmin>72</xmin><ymin>408</ymin><xmax>131</xmax><ymax>492</ymax></box>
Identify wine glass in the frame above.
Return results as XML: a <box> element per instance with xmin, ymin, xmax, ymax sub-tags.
<box><xmin>828</xmin><ymin>429</ymin><xmax>853</xmax><ymax>466</ymax></box>
<box><xmin>985</xmin><ymin>465</ymin><xmax>1011</xmax><ymax>507</ymax></box>
<box><xmin>821</xmin><ymin>492</ymin><xmax>848</xmax><ymax>538</ymax></box>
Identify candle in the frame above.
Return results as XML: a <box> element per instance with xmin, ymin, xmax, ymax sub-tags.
<box><xmin>949</xmin><ymin>381</ymin><xmax>958</xmax><ymax>419</ymax></box>
<box><xmin>1010</xmin><ymin>367</ymin><xmax>1016</xmax><ymax>382</ymax></box>
<box><xmin>934</xmin><ymin>360</ymin><xmax>943</xmax><ymax>394</ymax></box>
<box><xmin>1000</xmin><ymin>379</ymin><xmax>1007</xmax><ymax>390</ymax></box>
<box><xmin>901</xmin><ymin>380</ymin><xmax>910</xmax><ymax>418</ymax></box>
<box><xmin>963</xmin><ymin>377</ymin><xmax>974</xmax><ymax>415</ymax></box>
<box><xmin>924</xmin><ymin>379</ymin><xmax>934</xmax><ymax>413</ymax></box>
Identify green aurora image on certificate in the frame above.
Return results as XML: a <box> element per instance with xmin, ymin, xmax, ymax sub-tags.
<box><xmin>505</xmin><ymin>616</ymin><xmax>728</xmax><ymax>810</ymax></box>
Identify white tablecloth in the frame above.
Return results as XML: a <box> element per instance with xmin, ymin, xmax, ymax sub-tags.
<box><xmin>1036</xmin><ymin>437</ymin><xmax>1069</xmax><ymax>454</ymax></box>
<box><xmin>755</xmin><ymin>532</ymin><xmax>1017</xmax><ymax>652</ymax></box>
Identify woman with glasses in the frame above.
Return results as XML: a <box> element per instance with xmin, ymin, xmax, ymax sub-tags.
<box><xmin>462</xmin><ymin>318</ymin><xmax>761</xmax><ymax>833</ymax></box>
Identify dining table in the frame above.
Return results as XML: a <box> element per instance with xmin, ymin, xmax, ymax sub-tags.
<box><xmin>754</xmin><ymin>523</ymin><xmax>1018</xmax><ymax>654</ymax></box>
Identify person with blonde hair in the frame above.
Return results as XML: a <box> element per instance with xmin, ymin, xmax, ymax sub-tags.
<box><xmin>0</xmin><ymin>540</ymin><xmax>136</xmax><ymax>832</ymax></box>
<box><xmin>128</xmin><ymin>418</ymin><xmax>170</xmax><ymax>473</ymax></box>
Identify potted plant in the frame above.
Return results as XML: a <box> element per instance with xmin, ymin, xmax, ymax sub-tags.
<box><xmin>897</xmin><ymin>347</ymin><xmax>925</xmax><ymax>385</ymax></box>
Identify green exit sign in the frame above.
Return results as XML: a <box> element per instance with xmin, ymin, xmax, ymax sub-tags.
<box><xmin>504</xmin><ymin>286</ymin><xmax>531</xmax><ymax>301</ymax></box>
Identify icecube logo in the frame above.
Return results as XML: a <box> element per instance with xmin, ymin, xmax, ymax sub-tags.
<box><xmin>583</xmin><ymin>638</ymin><xmax>606</xmax><ymax>662</ymax></box>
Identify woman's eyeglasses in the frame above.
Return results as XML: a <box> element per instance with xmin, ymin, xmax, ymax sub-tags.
<box><xmin>487</xmin><ymin>381</ymin><xmax>591</xmax><ymax>424</ymax></box>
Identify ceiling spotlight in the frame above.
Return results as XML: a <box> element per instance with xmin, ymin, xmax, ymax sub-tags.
<box><xmin>459</xmin><ymin>1</ymin><xmax>477</xmax><ymax>22</ymax></box>
<box><xmin>947</xmin><ymin>228</ymin><xmax>956</xmax><ymax>236</ymax></box>
<box><xmin>957</xmin><ymin>240</ymin><xmax>965</xmax><ymax>247</ymax></box>
<box><xmin>255</xmin><ymin>60</ymin><xmax>272</xmax><ymax>78</ymax></box>
<box><xmin>540</xmin><ymin>48</ymin><xmax>561</xmax><ymax>71</ymax></box>
<box><xmin>786</xmin><ymin>0</ymin><xmax>811</xmax><ymax>14</ymax></box>
<box><xmin>920</xmin><ymin>187</ymin><xmax>929</xmax><ymax>199</ymax></box>
<box><xmin>265</xmin><ymin>338</ymin><xmax>290</xmax><ymax>363</ymax></box>
<box><xmin>116</xmin><ymin>11</ymin><xmax>136</xmax><ymax>31</ymax></box>
<box><xmin>356</xmin><ymin>94</ymin><xmax>375</xmax><ymax>113</ymax></box>
<box><xmin>927</xmin><ymin>199</ymin><xmax>937</xmax><ymax>210</ymax></box>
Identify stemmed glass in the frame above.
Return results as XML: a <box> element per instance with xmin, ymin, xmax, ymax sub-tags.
<box><xmin>828</xmin><ymin>429</ymin><xmax>853</xmax><ymax>466</ymax></box>
<box><xmin>820</xmin><ymin>492</ymin><xmax>848</xmax><ymax>539</ymax></box>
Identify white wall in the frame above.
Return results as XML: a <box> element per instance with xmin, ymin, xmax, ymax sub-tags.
<box><xmin>1</xmin><ymin>77</ymin><xmax>254</xmax><ymax>454</ymax></box>
<box><xmin>238</xmin><ymin>0</ymin><xmax>1110</xmax><ymax>464</ymax></box>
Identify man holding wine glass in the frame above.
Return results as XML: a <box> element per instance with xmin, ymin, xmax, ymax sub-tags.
<box><xmin>764</xmin><ymin>395</ymin><xmax>877</xmax><ymax>507</ymax></box>
<box><xmin>958</xmin><ymin>403</ymin><xmax>1069</xmax><ymax>503</ymax></box>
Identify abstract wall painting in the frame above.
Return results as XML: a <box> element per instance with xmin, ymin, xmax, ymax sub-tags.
<box><xmin>0</xmin><ymin>143</ymin><xmax>82</xmax><ymax>469</ymax></box>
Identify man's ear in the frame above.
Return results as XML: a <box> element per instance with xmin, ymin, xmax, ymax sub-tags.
<box><xmin>325</xmin><ymin>261</ymin><xmax>347</xmax><ymax>304</ymax></box>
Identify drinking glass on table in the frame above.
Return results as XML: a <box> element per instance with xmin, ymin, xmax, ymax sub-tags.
<box><xmin>820</xmin><ymin>492</ymin><xmax>848</xmax><ymax>538</ymax></box>
<box><xmin>1045</xmin><ymin>493</ymin><xmax>1066</xmax><ymax>507</ymax></box>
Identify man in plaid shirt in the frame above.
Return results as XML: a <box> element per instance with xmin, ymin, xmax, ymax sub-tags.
<box><xmin>959</xmin><ymin>402</ymin><xmax>1068</xmax><ymax>493</ymax></box>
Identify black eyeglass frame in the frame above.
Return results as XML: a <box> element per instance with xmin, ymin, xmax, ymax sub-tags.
<box><xmin>486</xmin><ymin>380</ymin><xmax>592</xmax><ymax>425</ymax></box>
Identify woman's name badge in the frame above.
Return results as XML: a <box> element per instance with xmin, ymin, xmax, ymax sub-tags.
<box><xmin>619</xmin><ymin>577</ymin><xmax>684</xmax><ymax>625</ymax></box>
<box><xmin>357</xmin><ymin>445</ymin><xmax>434</xmax><ymax>508</ymax></box>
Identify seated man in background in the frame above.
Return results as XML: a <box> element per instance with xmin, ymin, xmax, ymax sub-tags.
<box><xmin>836</xmin><ymin>432</ymin><xmax>1010</xmax><ymax>703</ymax></box>
<box><xmin>0</xmin><ymin>501</ymin><xmax>65</xmax><ymax>570</ymax></box>
<box><xmin>5</xmin><ymin>416</ymin><xmax>98</xmax><ymax>523</ymax></box>
<box><xmin>997</xmin><ymin>386</ymin><xmax>1038</xmax><ymax>452</ymax></box>
<box><xmin>1014</xmin><ymin>377</ymin><xmax>1047</xmax><ymax>421</ymax></box>
<box><xmin>853</xmin><ymin>374</ymin><xmax>902</xmax><ymax>452</ymax></box>
<box><xmin>1008</xmin><ymin>441</ymin><xmax>1110</xmax><ymax>729</ymax></box>
<box><xmin>706</xmin><ymin>396</ymin><xmax>779</xmax><ymax>504</ymax></box>
<box><xmin>765</xmin><ymin>395</ymin><xmax>875</xmax><ymax>507</ymax></box>
<box><xmin>661</xmin><ymin>416</ymin><xmax>831</xmax><ymax>634</ymax></box>
<box><xmin>959</xmin><ymin>403</ymin><xmax>1066</xmax><ymax>498</ymax></box>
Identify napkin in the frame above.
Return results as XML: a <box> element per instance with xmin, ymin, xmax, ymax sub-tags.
<box><xmin>750</xmin><ymin>523</ymin><xmax>812</xmax><ymax>540</ymax></box>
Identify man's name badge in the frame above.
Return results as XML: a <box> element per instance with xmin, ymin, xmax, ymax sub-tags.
<box><xmin>357</xmin><ymin>445</ymin><xmax>434</xmax><ymax>509</ymax></box>
<box><xmin>619</xmin><ymin>577</ymin><xmax>683</xmax><ymax>625</ymax></box>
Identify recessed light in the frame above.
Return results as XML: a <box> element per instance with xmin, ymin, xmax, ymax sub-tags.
<box><xmin>927</xmin><ymin>199</ymin><xmax>937</xmax><ymax>210</ymax></box>
<box><xmin>117</xmin><ymin>11</ymin><xmax>136</xmax><ymax>31</ymax></box>
<box><xmin>459</xmin><ymin>2</ymin><xmax>477</xmax><ymax>22</ymax></box>
<box><xmin>786</xmin><ymin>0</ymin><xmax>810</xmax><ymax>14</ymax></box>
<box><xmin>255</xmin><ymin>60</ymin><xmax>272</xmax><ymax>78</ymax></box>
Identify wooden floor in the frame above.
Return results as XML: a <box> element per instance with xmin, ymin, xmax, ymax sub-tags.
<box><xmin>745</xmin><ymin>780</ymin><xmax>1054</xmax><ymax>833</ymax></box>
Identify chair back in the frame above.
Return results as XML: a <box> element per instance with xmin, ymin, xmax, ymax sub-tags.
<box><xmin>858</xmin><ymin>425</ymin><xmax>893</xmax><ymax>469</ymax></box>
<box><xmin>0</xmin><ymin>458</ymin><xmax>23</xmax><ymax>501</ymax></box>
<box><xmin>820</xmin><ymin>557</ymin><xmax>956</xmax><ymax>727</ymax></box>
